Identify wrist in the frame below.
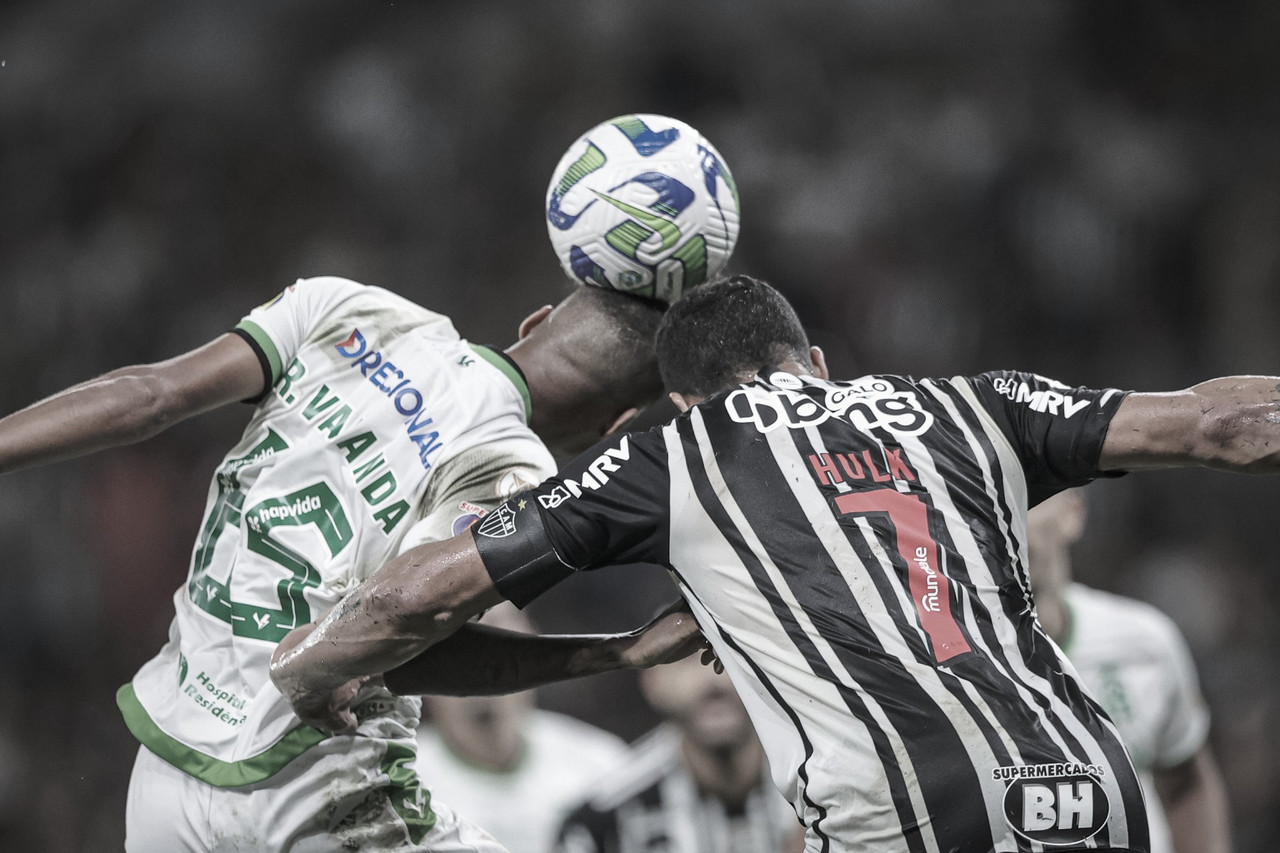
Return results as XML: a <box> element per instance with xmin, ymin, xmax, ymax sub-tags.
<box><xmin>570</xmin><ymin>634</ymin><xmax>629</xmax><ymax>677</ymax></box>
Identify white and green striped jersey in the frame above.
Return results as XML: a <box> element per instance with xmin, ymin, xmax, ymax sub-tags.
<box><xmin>117</xmin><ymin>276</ymin><xmax>556</xmax><ymax>787</ymax></box>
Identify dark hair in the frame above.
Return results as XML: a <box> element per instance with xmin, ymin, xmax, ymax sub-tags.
<box><xmin>577</xmin><ymin>285</ymin><xmax>666</xmax><ymax>364</ymax></box>
<box><xmin>557</xmin><ymin>285</ymin><xmax>666</xmax><ymax>408</ymax></box>
<box><xmin>656</xmin><ymin>275</ymin><xmax>811</xmax><ymax>397</ymax></box>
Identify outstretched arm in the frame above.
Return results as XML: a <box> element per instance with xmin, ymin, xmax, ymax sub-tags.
<box><xmin>0</xmin><ymin>333</ymin><xmax>264</xmax><ymax>474</ymax></box>
<box><xmin>381</xmin><ymin>600</ymin><xmax>708</xmax><ymax>696</ymax></box>
<box><xmin>1100</xmin><ymin>376</ymin><xmax>1280</xmax><ymax>473</ymax></box>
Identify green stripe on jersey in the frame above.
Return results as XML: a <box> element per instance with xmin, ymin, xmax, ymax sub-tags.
<box><xmin>381</xmin><ymin>740</ymin><xmax>436</xmax><ymax>842</ymax></box>
<box><xmin>116</xmin><ymin>682</ymin><xmax>329</xmax><ymax>788</ymax></box>
<box><xmin>235</xmin><ymin>319</ymin><xmax>284</xmax><ymax>386</ymax></box>
<box><xmin>470</xmin><ymin>344</ymin><xmax>532</xmax><ymax>423</ymax></box>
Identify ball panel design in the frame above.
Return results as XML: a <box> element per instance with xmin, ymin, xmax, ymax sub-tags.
<box><xmin>545</xmin><ymin>114</ymin><xmax>740</xmax><ymax>304</ymax></box>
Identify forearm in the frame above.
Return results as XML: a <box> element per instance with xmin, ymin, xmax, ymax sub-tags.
<box><xmin>0</xmin><ymin>368</ymin><xmax>176</xmax><ymax>474</ymax></box>
<box><xmin>0</xmin><ymin>334</ymin><xmax>263</xmax><ymax>475</ymax></box>
<box><xmin>1190</xmin><ymin>376</ymin><xmax>1280</xmax><ymax>473</ymax></box>
<box><xmin>1102</xmin><ymin>376</ymin><xmax>1280</xmax><ymax>473</ymax></box>
<box><xmin>271</xmin><ymin>534</ymin><xmax>503</xmax><ymax>694</ymax></box>
<box><xmin>383</xmin><ymin>622</ymin><xmax>630</xmax><ymax>696</ymax></box>
<box><xmin>1158</xmin><ymin>749</ymin><xmax>1233</xmax><ymax>853</ymax></box>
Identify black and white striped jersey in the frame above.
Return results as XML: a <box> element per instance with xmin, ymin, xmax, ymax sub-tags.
<box><xmin>476</xmin><ymin>369</ymin><xmax>1150</xmax><ymax>853</ymax></box>
<box><xmin>553</xmin><ymin>725</ymin><xmax>797</xmax><ymax>853</ymax></box>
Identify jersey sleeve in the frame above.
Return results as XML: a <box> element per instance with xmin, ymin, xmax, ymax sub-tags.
<box><xmin>1150</xmin><ymin>615</ymin><xmax>1212</xmax><ymax>769</ymax></box>
<box><xmin>472</xmin><ymin>428</ymin><xmax>672</xmax><ymax>607</ymax></box>
<box><xmin>965</xmin><ymin>371</ymin><xmax>1130</xmax><ymax>504</ymax></box>
<box><xmin>396</xmin><ymin>440</ymin><xmax>555</xmax><ymax>553</ymax></box>
<box><xmin>231</xmin><ymin>276</ymin><xmax>365</xmax><ymax>401</ymax></box>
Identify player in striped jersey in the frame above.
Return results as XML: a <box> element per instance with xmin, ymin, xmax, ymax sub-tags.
<box><xmin>553</xmin><ymin>652</ymin><xmax>801</xmax><ymax>853</ymax></box>
<box><xmin>0</xmin><ymin>275</ymin><xmax>707</xmax><ymax>852</ymax></box>
<box><xmin>274</xmin><ymin>275</ymin><xmax>1280</xmax><ymax>852</ymax></box>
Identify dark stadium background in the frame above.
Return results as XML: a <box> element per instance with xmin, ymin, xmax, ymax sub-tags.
<box><xmin>2</xmin><ymin>1</ymin><xmax>1278</xmax><ymax>849</ymax></box>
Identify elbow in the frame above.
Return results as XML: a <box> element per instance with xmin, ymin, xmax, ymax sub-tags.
<box><xmin>360</xmin><ymin>582</ymin><xmax>464</xmax><ymax>646</ymax></box>
<box><xmin>140</xmin><ymin>374</ymin><xmax>188</xmax><ymax>436</ymax></box>
<box><xmin>1198</xmin><ymin>404</ymin><xmax>1280</xmax><ymax>472</ymax></box>
<box><xmin>106</xmin><ymin>369</ymin><xmax>186</xmax><ymax>441</ymax></box>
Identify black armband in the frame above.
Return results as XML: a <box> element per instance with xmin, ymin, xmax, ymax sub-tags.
<box><xmin>473</xmin><ymin>498</ymin><xmax>574</xmax><ymax>608</ymax></box>
<box><xmin>229</xmin><ymin>327</ymin><xmax>274</xmax><ymax>404</ymax></box>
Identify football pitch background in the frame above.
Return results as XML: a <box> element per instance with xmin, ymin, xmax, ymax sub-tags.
<box><xmin>1</xmin><ymin>1</ymin><xmax>1278</xmax><ymax>849</ymax></box>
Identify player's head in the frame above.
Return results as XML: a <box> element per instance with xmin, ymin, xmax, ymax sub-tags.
<box><xmin>639</xmin><ymin>654</ymin><xmax>758</xmax><ymax>753</ymax></box>
<box><xmin>506</xmin><ymin>286</ymin><xmax>665</xmax><ymax>456</ymax></box>
<box><xmin>656</xmin><ymin>275</ymin><xmax>820</xmax><ymax>401</ymax></box>
<box><xmin>1025</xmin><ymin>488</ymin><xmax>1088</xmax><ymax>597</ymax></box>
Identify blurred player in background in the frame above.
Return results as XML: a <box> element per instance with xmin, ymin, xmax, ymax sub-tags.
<box><xmin>415</xmin><ymin>603</ymin><xmax>628</xmax><ymax>853</ymax></box>
<box><xmin>554</xmin><ymin>651</ymin><xmax>800</xmax><ymax>853</ymax></box>
<box><xmin>1026</xmin><ymin>488</ymin><xmax>1232</xmax><ymax>853</ymax></box>
<box><xmin>275</xmin><ymin>275</ymin><xmax>1280</xmax><ymax>852</ymax></box>
<box><xmin>0</xmin><ymin>274</ymin><xmax>704</xmax><ymax>852</ymax></box>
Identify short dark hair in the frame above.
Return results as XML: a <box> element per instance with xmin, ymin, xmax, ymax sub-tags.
<box><xmin>656</xmin><ymin>275</ymin><xmax>811</xmax><ymax>397</ymax></box>
<box><xmin>556</xmin><ymin>285</ymin><xmax>666</xmax><ymax>408</ymax></box>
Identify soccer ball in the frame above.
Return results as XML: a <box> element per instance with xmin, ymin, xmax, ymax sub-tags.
<box><xmin>545</xmin><ymin>114</ymin><xmax>740</xmax><ymax>305</ymax></box>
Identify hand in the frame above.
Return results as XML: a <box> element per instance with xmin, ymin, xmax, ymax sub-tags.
<box><xmin>617</xmin><ymin>599</ymin><xmax>722</xmax><ymax>672</ymax></box>
<box><xmin>270</xmin><ymin>623</ymin><xmax>380</xmax><ymax>735</ymax></box>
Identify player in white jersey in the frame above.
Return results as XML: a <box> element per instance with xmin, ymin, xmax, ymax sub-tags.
<box><xmin>0</xmin><ymin>275</ymin><xmax>708</xmax><ymax>852</ymax></box>
<box><xmin>1027</xmin><ymin>489</ymin><xmax>1232</xmax><ymax>853</ymax></box>
<box><xmin>274</xmin><ymin>276</ymin><xmax>1280</xmax><ymax>853</ymax></box>
<box><xmin>413</xmin><ymin>603</ymin><xmax>629</xmax><ymax>853</ymax></box>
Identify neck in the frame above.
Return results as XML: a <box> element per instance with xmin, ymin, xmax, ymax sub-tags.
<box><xmin>679</xmin><ymin>734</ymin><xmax>766</xmax><ymax>809</ymax></box>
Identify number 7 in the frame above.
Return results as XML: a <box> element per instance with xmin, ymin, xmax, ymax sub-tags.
<box><xmin>835</xmin><ymin>489</ymin><xmax>971</xmax><ymax>663</ymax></box>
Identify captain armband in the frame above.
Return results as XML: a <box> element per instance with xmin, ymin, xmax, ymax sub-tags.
<box><xmin>472</xmin><ymin>498</ymin><xmax>574</xmax><ymax>608</ymax></box>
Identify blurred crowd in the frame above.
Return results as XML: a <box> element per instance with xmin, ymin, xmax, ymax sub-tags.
<box><xmin>2</xmin><ymin>0</ymin><xmax>1279</xmax><ymax>849</ymax></box>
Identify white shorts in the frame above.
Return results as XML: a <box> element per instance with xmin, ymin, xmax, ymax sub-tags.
<box><xmin>125</xmin><ymin>741</ymin><xmax>507</xmax><ymax>853</ymax></box>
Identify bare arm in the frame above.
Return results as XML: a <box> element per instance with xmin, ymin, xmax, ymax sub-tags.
<box><xmin>1100</xmin><ymin>376</ymin><xmax>1280</xmax><ymax>472</ymax></box>
<box><xmin>0</xmin><ymin>333</ymin><xmax>265</xmax><ymax>474</ymax></box>
<box><xmin>269</xmin><ymin>530</ymin><xmax>505</xmax><ymax>729</ymax></box>
<box><xmin>381</xmin><ymin>600</ymin><xmax>708</xmax><ymax>696</ymax></box>
<box><xmin>1154</xmin><ymin>745</ymin><xmax>1233</xmax><ymax>853</ymax></box>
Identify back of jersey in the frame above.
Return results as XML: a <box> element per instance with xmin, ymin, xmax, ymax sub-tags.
<box><xmin>118</xmin><ymin>277</ymin><xmax>554</xmax><ymax>787</ymax></box>
<box><xmin>660</xmin><ymin>369</ymin><xmax>1148</xmax><ymax>853</ymax></box>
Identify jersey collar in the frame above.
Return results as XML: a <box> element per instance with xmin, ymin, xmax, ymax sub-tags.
<box><xmin>470</xmin><ymin>344</ymin><xmax>533</xmax><ymax>423</ymax></box>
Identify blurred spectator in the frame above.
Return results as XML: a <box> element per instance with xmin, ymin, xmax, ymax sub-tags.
<box><xmin>553</xmin><ymin>654</ymin><xmax>800</xmax><ymax>853</ymax></box>
<box><xmin>1027</xmin><ymin>489</ymin><xmax>1232</xmax><ymax>853</ymax></box>
<box><xmin>415</xmin><ymin>603</ymin><xmax>628</xmax><ymax>853</ymax></box>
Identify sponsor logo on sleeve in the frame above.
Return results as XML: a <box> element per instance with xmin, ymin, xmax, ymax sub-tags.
<box><xmin>994</xmin><ymin>763</ymin><xmax>1110</xmax><ymax>846</ymax></box>
<box><xmin>451</xmin><ymin>501</ymin><xmax>488</xmax><ymax>536</ymax></box>
<box><xmin>476</xmin><ymin>504</ymin><xmax>518</xmax><ymax>539</ymax></box>
<box><xmin>991</xmin><ymin>375</ymin><xmax>1092</xmax><ymax>418</ymax></box>
<box><xmin>536</xmin><ymin>437</ymin><xmax>631</xmax><ymax>509</ymax></box>
<box><xmin>538</xmin><ymin>486</ymin><xmax>571</xmax><ymax>510</ymax></box>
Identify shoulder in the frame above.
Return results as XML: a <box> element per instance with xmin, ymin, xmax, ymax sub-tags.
<box><xmin>295</xmin><ymin>276</ymin><xmax>455</xmax><ymax>331</ymax></box>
